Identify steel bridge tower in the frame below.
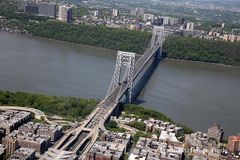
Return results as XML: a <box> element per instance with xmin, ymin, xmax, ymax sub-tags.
<box><xmin>107</xmin><ymin>51</ymin><xmax>136</xmax><ymax>103</ymax></box>
<box><xmin>152</xmin><ymin>26</ymin><xmax>165</xmax><ymax>60</ymax></box>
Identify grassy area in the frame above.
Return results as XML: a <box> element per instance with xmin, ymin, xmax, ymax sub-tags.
<box><xmin>128</xmin><ymin>121</ymin><xmax>146</xmax><ymax>131</ymax></box>
<box><xmin>105</xmin><ymin>120</ymin><xmax>127</xmax><ymax>132</ymax></box>
<box><xmin>0</xmin><ymin>90</ymin><xmax>97</xmax><ymax>121</ymax></box>
<box><xmin>123</xmin><ymin>104</ymin><xmax>172</xmax><ymax>122</ymax></box>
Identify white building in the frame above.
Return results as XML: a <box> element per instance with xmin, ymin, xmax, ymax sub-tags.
<box><xmin>159</xmin><ymin>16</ymin><xmax>170</xmax><ymax>25</ymax></box>
<box><xmin>143</xmin><ymin>14</ymin><xmax>154</xmax><ymax>22</ymax></box>
<box><xmin>112</xmin><ymin>8</ymin><xmax>119</xmax><ymax>17</ymax></box>
<box><xmin>58</xmin><ymin>5</ymin><xmax>72</xmax><ymax>22</ymax></box>
<box><xmin>186</xmin><ymin>22</ymin><xmax>194</xmax><ymax>30</ymax></box>
<box><xmin>93</xmin><ymin>10</ymin><xmax>99</xmax><ymax>17</ymax></box>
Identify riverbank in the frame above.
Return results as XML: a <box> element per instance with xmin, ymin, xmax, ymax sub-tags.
<box><xmin>1</xmin><ymin>0</ymin><xmax>240</xmax><ymax>66</ymax></box>
<box><xmin>2</xmin><ymin>23</ymin><xmax>240</xmax><ymax>68</ymax></box>
<box><xmin>165</xmin><ymin>58</ymin><xmax>240</xmax><ymax>68</ymax></box>
<box><xmin>0</xmin><ymin>90</ymin><xmax>193</xmax><ymax>133</ymax></box>
<box><xmin>164</xmin><ymin>35</ymin><xmax>240</xmax><ymax>66</ymax></box>
<box><xmin>0</xmin><ymin>90</ymin><xmax>98</xmax><ymax>121</ymax></box>
<box><xmin>2</xmin><ymin>27</ymin><xmax>240</xmax><ymax>69</ymax></box>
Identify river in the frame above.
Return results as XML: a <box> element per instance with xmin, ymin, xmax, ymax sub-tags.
<box><xmin>0</xmin><ymin>31</ymin><xmax>239</xmax><ymax>137</ymax></box>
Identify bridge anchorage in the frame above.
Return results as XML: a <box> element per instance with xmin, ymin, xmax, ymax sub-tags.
<box><xmin>41</xmin><ymin>26</ymin><xmax>174</xmax><ymax>160</ymax></box>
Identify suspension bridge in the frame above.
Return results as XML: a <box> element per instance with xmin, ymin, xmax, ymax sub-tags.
<box><xmin>40</xmin><ymin>26</ymin><xmax>173</xmax><ymax>160</ymax></box>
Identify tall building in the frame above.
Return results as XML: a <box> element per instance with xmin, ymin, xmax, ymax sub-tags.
<box><xmin>178</xmin><ymin>18</ymin><xmax>185</xmax><ymax>25</ymax></box>
<box><xmin>169</xmin><ymin>17</ymin><xmax>178</xmax><ymax>25</ymax></box>
<box><xmin>153</xmin><ymin>18</ymin><xmax>163</xmax><ymax>26</ymax></box>
<box><xmin>112</xmin><ymin>8</ymin><xmax>119</xmax><ymax>17</ymax></box>
<box><xmin>130</xmin><ymin>9</ymin><xmax>137</xmax><ymax>16</ymax></box>
<box><xmin>207</xmin><ymin>123</ymin><xmax>224</xmax><ymax>143</ymax></box>
<box><xmin>18</xmin><ymin>0</ymin><xmax>28</xmax><ymax>11</ymax></box>
<box><xmin>58</xmin><ymin>5</ymin><xmax>72</xmax><ymax>22</ymax></box>
<box><xmin>93</xmin><ymin>10</ymin><xmax>99</xmax><ymax>17</ymax></box>
<box><xmin>25</xmin><ymin>5</ymin><xmax>39</xmax><ymax>14</ymax></box>
<box><xmin>39</xmin><ymin>2</ymin><xmax>56</xmax><ymax>18</ymax></box>
<box><xmin>222</xmin><ymin>23</ymin><xmax>225</xmax><ymax>28</ymax></box>
<box><xmin>228</xmin><ymin>136</ymin><xmax>240</xmax><ymax>153</ymax></box>
<box><xmin>5</xmin><ymin>137</ymin><xmax>19</xmax><ymax>156</ymax></box>
<box><xmin>159</xmin><ymin>16</ymin><xmax>170</xmax><ymax>25</ymax></box>
<box><xmin>186</xmin><ymin>22</ymin><xmax>194</xmax><ymax>30</ymax></box>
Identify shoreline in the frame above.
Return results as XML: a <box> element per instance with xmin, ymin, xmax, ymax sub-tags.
<box><xmin>0</xmin><ymin>30</ymin><xmax>239</xmax><ymax>68</ymax></box>
<box><xmin>0</xmin><ymin>30</ymin><xmax>117</xmax><ymax>54</ymax></box>
<box><xmin>165</xmin><ymin>58</ymin><xmax>240</xmax><ymax>68</ymax></box>
<box><xmin>0</xmin><ymin>90</ymin><xmax>194</xmax><ymax>134</ymax></box>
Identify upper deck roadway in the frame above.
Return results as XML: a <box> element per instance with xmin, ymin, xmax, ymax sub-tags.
<box><xmin>41</xmin><ymin>26</ymin><xmax>171</xmax><ymax>160</ymax></box>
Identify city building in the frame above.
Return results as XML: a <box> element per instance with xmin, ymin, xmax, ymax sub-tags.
<box><xmin>159</xmin><ymin>16</ymin><xmax>170</xmax><ymax>25</ymax></box>
<box><xmin>37</xmin><ymin>124</ymin><xmax>63</xmax><ymax>142</ymax></box>
<box><xmin>129</xmin><ymin>137</ymin><xmax>184</xmax><ymax>160</ymax></box>
<box><xmin>229</xmin><ymin>35</ymin><xmax>237</xmax><ymax>42</ymax></box>
<box><xmin>178</xmin><ymin>18</ymin><xmax>185</xmax><ymax>25</ymax></box>
<box><xmin>185</xmin><ymin>132</ymin><xmax>221</xmax><ymax>159</ymax></box>
<box><xmin>222</xmin><ymin>23</ymin><xmax>225</xmax><ymax>28</ymax></box>
<box><xmin>129</xmin><ymin>24</ymin><xmax>141</xmax><ymax>31</ymax></box>
<box><xmin>25</xmin><ymin>5</ymin><xmax>39</xmax><ymax>14</ymax></box>
<box><xmin>18</xmin><ymin>122</ymin><xmax>38</xmax><ymax>134</ymax></box>
<box><xmin>0</xmin><ymin>144</ymin><xmax>5</xmax><ymax>159</ymax></box>
<box><xmin>153</xmin><ymin>17</ymin><xmax>163</xmax><ymax>26</ymax></box>
<box><xmin>223</xmin><ymin>34</ymin><xmax>229</xmax><ymax>41</ymax></box>
<box><xmin>18</xmin><ymin>0</ymin><xmax>28</xmax><ymax>11</ymax></box>
<box><xmin>38</xmin><ymin>2</ymin><xmax>56</xmax><ymax>18</ymax></box>
<box><xmin>237</xmin><ymin>36</ymin><xmax>240</xmax><ymax>41</ymax></box>
<box><xmin>111</xmin><ymin>116</ymin><xmax>184</xmax><ymax>137</ymax></box>
<box><xmin>130</xmin><ymin>9</ymin><xmax>137</xmax><ymax>16</ymax></box>
<box><xmin>10</xmin><ymin>147</ymin><xmax>36</xmax><ymax>160</ymax></box>
<box><xmin>112</xmin><ymin>8</ymin><xmax>119</xmax><ymax>17</ymax></box>
<box><xmin>130</xmin><ymin>7</ymin><xmax>145</xmax><ymax>16</ymax></box>
<box><xmin>186</xmin><ymin>22</ymin><xmax>194</xmax><ymax>30</ymax></box>
<box><xmin>207</xmin><ymin>123</ymin><xmax>224</xmax><ymax>143</ymax></box>
<box><xmin>2</xmin><ymin>130</ymin><xmax>51</xmax><ymax>154</ymax></box>
<box><xmin>228</xmin><ymin>135</ymin><xmax>240</xmax><ymax>153</ymax></box>
<box><xmin>169</xmin><ymin>17</ymin><xmax>178</xmax><ymax>25</ymax></box>
<box><xmin>18</xmin><ymin>122</ymin><xmax>63</xmax><ymax>142</ymax></box>
<box><xmin>87</xmin><ymin>141</ymin><xmax>125</xmax><ymax>160</ymax></box>
<box><xmin>0</xmin><ymin>110</ymin><xmax>31</xmax><ymax>135</ymax></box>
<box><xmin>86</xmin><ymin>131</ymin><xmax>131</xmax><ymax>160</ymax></box>
<box><xmin>136</xmin><ymin>8</ymin><xmax>145</xmax><ymax>16</ymax></box>
<box><xmin>159</xmin><ymin>131</ymin><xmax>183</xmax><ymax>147</ymax></box>
<box><xmin>185</xmin><ymin>132</ymin><xmax>208</xmax><ymax>149</ymax></box>
<box><xmin>143</xmin><ymin>14</ymin><xmax>154</xmax><ymax>22</ymax></box>
<box><xmin>58</xmin><ymin>5</ymin><xmax>72</xmax><ymax>22</ymax></box>
<box><xmin>100</xmin><ymin>131</ymin><xmax>131</xmax><ymax>151</ymax></box>
<box><xmin>93</xmin><ymin>10</ymin><xmax>99</xmax><ymax>17</ymax></box>
<box><xmin>223</xmin><ymin>34</ymin><xmax>240</xmax><ymax>42</ymax></box>
<box><xmin>4</xmin><ymin>136</ymin><xmax>19</xmax><ymax>156</ymax></box>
